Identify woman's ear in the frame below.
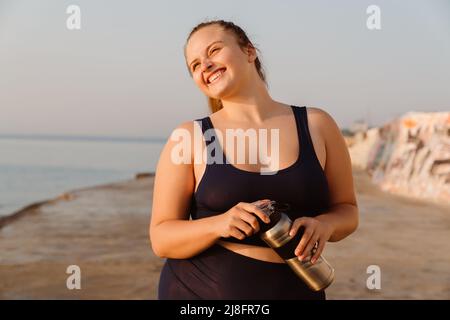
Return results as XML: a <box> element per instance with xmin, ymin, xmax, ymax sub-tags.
<box><xmin>246</xmin><ymin>44</ymin><xmax>257</xmax><ymax>63</ymax></box>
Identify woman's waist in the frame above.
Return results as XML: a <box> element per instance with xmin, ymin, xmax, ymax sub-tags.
<box><xmin>216</xmin><ymin>240</ymin><xmax>285</xmax><ymax>264</ymax></box>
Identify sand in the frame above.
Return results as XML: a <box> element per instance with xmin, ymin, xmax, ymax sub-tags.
<box><xmin>0</xmin><ymin>169</ymin><xmax>449</xmax><ymax>299</ymax></box>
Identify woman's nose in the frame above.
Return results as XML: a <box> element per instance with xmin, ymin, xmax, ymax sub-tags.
<box><xmin>200</xmin><ymin>60</ymin><xmax>213</xmax><ymax>72</ymax></box>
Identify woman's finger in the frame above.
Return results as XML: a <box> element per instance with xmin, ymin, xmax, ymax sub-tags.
<box><xmin>289</xmin><ymin>217</ymin><xmax>306</xmax><ymax>237</ymax></box>
<box><xmin>233</xmin><ymin>214</ymin><xmax>255</xmax><ymax>237</ymax></box>
<box><xmin>300</xmin><ymin>234</ymin><xmax>320</xmax><ymax>261</ymax></box>
<box><xmin>239</xmin><ymin>202</ymin><xmax>271</xmax><ymax>224</ymax></box>
<box><xmin>251</xmin><ymin>199</ymin><xmax>271</xmax><ymax>207</ymax></box>
<box><xmin>295</xmin><ymin>227</ymin><xmax>314</xmax><ymax>257</ymax></box>
<box><xmin>311</xmin><ymin>239</ymin><xmax>326</xmax><ymax>264</ymax></box>
<box><xmin>240</xmin><ymin>211</ymin><xmax>261</xmax><ymax>234</ymax></box>
<box><xmin>230</xmin><ymin>226</ymin><xmax>246</xmax><ymax>240</ymax></box>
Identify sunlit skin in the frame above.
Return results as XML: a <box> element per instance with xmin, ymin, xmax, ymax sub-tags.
<box><xmin>150</xmin><ymin>24</ymin><xmax>359</xmax><ymax>264</ymax></box>
<box><xmin>185</xmin><ymin>26</ymin><xmax>256</xmax><ymax>104</ymax></box>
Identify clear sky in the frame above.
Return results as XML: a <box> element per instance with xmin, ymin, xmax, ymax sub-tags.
<box><xmin>1</xmin><ymin>0</ymin><xmax>449</xmax><ymax>138</ymax></box>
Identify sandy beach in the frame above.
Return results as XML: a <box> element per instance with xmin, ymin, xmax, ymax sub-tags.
<box><xmin>0</xmin><ymin>169</ymin><xmax>449</xmax><ymax>299</ymax></box>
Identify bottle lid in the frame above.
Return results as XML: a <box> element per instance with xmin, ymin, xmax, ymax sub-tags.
<box><xmin>256</xmin><ymin>201</ymin><xmax>291</xmax><ymax>233</ymax></box>
<box><xmin>259</xmin><ymin>200</ymin><xmax>290</xmax><ymax>219</ymax></box>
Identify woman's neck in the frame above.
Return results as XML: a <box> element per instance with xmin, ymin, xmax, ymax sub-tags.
<box><xmin>219</xmin><ymin>81</ymin><xmax>283</xmax><ymax>124</ymax></box>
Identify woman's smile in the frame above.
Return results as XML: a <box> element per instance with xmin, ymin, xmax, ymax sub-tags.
<box><xmin>207</xmin><ymin>68</ymin><xmax>226</xmax><ymax>85</ymax></box>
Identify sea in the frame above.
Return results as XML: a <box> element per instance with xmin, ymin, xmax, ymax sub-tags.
<box><xmin>0</xmin><ymin>134</ymin><xmax>165</xmax><ymax>218</ymax></box>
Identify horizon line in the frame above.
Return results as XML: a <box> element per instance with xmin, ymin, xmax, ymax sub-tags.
<box><xmin>0</xmin><ymin>133</ymin><xmax>167</xmax><ymax>144</ymax></box>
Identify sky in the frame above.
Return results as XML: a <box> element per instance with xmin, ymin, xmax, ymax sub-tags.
<box><xmin>1</xmin><ymin>0</ymin><xmax>449</xmax><ymax>138</ymax></box>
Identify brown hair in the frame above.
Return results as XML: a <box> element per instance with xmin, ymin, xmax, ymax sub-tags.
<box><xmin>184</xmin><ymin>20</ymin><xmax>267</xmax><ymax>113</ymax></box>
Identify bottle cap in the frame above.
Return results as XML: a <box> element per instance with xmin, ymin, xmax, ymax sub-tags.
<box><xmin>258</xmin><ymin>201</ymin><xmax>290</xmax><ymax>218</ymax></box>
<box><xmin>256</xmin><ymin>201</ymin><xmax>291</xmax><ymax>233</ymax></box>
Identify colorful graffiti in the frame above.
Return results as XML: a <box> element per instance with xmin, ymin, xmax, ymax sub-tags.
<box><xmin>348</xmin><ymin>112</ymin><xmax>450</xmax><ymax>203</ymax></box>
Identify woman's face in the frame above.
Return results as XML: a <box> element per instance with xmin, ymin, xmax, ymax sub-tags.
<box><xmin>185</xmin><ymin>24</ymin><xmax>256</xmax><ymax>100</ymax></box>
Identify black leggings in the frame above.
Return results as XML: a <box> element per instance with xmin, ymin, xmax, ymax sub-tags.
<box><xmin>158</xmin><ymin>244</ymin><xmax>326</xmax><ymax>300</ymax></box>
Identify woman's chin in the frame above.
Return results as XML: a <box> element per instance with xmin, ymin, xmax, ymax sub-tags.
<box><xmin>207</xmin><ymin>82</ymin><xmax>235</xmax><ymax>99</ymax></box>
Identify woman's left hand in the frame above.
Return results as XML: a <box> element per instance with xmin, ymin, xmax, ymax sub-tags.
<box><xmin>289</xmin><ymin>217</ymin><xmax>334</xmax><ymax>264</ymax></box>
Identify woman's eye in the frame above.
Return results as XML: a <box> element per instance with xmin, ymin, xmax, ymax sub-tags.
<box><xmin>191</xmin><ymin>48</ymin><xmax>220</xmax><ymax>72</ymax></box>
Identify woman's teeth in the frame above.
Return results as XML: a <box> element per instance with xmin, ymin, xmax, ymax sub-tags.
<box><xmin>208</xmin><ymin>69</ymin><xmax>225</xmax><ymax>84</ymax></box>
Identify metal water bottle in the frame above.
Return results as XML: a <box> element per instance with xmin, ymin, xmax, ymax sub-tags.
<box><xmin>255</xmin><ymin>200</ymin><xmax>335</xmax><ymax>291</ymax></box>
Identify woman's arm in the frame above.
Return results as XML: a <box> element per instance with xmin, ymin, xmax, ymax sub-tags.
<box><xmin>289</xmin><ymin>107</ymin><xmax>359</xmax><ymax>263</ymax></box>
<box><xmin>149</xmin><ymin>121</ymin><xmax>221</xmax><ymax>259</ymax></box>
<box><xmin>316</xmin><ymin>204</ymin><xmax>358</xmax><ymax>242</ymax></box>
<box><xmin>314</xmin><ymin>107</ymin><xmax>359</xmax><ymax>241</ymax></box>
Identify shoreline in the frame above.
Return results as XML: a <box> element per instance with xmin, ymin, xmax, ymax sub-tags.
<box><xmin>0</xmin><ymin>172</ymin><xmax>155</xmax><ymax>229</ymax></box>
<box><xmin>1</xmin><ymin>167</ymin><xmax>446</xmax><ymax>230</ymax></box>
<box><xmin>1</xmin><ymin>166</ymin><xmax>446</xmax><ymax>232</ymax></box>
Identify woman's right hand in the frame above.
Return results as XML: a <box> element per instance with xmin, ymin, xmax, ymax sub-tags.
<box><xmin>214</xmin><ymin>199</ymin><xmax>272</xmax><ymax>240</ymax></box>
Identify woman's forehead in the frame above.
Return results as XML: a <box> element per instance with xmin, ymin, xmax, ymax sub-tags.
<box><xmin>186</xmin><ymin>26</ymin><xmax>231</xmax><ymax>56</ymax></box>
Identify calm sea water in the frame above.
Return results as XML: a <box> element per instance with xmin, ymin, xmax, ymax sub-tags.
<box><xmin>0</xmin><ymin>135</ymin><xmax>165</xmax><ymax>218</ymax></box>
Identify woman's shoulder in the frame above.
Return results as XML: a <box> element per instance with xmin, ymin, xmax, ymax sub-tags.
<box><xmin>159</xmin><ymin>120</ymin><xmax>198</xmax><ymax>161</ymax></box>
<box><xmin>305</xmin><ymin>106</ymin><xmax>338</xmax><ymax>129</ymax></box>
<box><xmin>306</xmin><ymin>106</ymin><xmax>345</xmax><ymax>146</ymax></box>
<box><xmin>169</xmin><ymin>119</ymin><xmax>204</xmax><ymax>137</ymax></box>
<box><xmin>305</xmin><ymin>106</ymin><xmax>331</xmax><ymax>119</ymax></box>
<box><xmin>161</xmin><ymin>121</ymin><xmax>193</xmax><ymax>146</ymax></box>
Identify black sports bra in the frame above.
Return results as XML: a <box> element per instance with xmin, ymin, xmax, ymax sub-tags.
<box><xmin>189</xmin><ymin>105</ymin><xmax>331</xmax><ymax>247</ymax></box>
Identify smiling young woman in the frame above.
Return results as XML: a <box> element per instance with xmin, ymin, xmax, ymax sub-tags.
<box><xmin>149</xmin><ymin>20</ymin><xmax>359</xmax><ymax>300</ymax></box>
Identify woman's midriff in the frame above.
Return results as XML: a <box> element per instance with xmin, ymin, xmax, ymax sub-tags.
<box><xmin>216</xmin><ymin>239</ymin><xmax>286</xmax><ymax>264</ymax></box>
